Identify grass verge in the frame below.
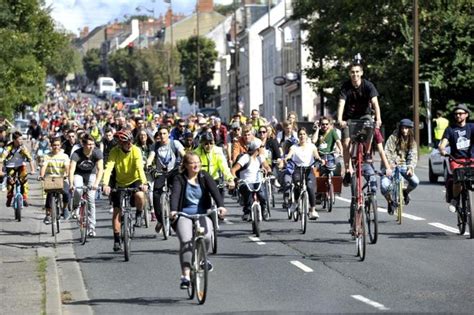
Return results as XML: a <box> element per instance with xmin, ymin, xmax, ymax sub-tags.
<box><xmin>420</xmin><ymin>145</ymin><xmax>432</xmax><ymax>156</ymax></box>
<box><xmin>37</xmin><ymin>257</ymin><xmax>48</xmax><ymax>315</ymax></box>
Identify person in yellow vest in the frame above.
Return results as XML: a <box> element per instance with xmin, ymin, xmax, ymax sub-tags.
<box><xmin>250</xmin><ymin>109</ymin><xmax>267</xmax><ymax>133</ymax></box>
<box><xmin>433</xmin><ymin>110</ymin><xmax>449</xmax><ymax>148</ymax></box>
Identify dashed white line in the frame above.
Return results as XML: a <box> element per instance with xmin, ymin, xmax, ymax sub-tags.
<box><xmin>223</xmin><ymin>219</ymin><xmax>234</xmax><ymax>225</ymax></box>
<box><xmin>429</xmin><ymin>222</ymin><xmax>469</xmax><ymax>235</ymax></box>
<box><xmin>248</xmin><ymin>236</ymin><xmax>266</xmax><ymax>245</ymax></box>
<box><xmin>290</xmin><ymin>260</ymin><xmax>314</xmax><ymax>273</ymax></box>
<box><xmin>351</xmin><ymin>295</ymin><xmax>390</xmax><ymax>311</ymax></box>
<box><xmin>336</xmin><ymin>196</ymin><xmax>351</xmax><ymax>203</ymax></box>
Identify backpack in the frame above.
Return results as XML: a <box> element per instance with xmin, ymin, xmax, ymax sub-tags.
<box><xmin>233</xmin><ymin>153</ymin><xmax>263</xmax><ymax>178</ymax></box>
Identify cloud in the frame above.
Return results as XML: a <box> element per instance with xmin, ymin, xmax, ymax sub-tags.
<box><xmin>45</xmin><ymin>0</ymin><xmax>234</xmax><ymax>35</ymax></box>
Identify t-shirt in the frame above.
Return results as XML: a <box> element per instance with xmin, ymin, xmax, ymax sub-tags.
<box><xmin>71</xmin><ymin>147</ymin><xmax>103</xmax><ymax>175</ymax></box>
<box><xmin>152</xmin><ymin>140</ymin><xmax>184</xmax><ymax>172</ymax></box>
<box><xmin>182</xmin><ymin>181</ymin><xmax>204</xmax><ymax>215</ymax></box>
<box><xmin>442</xmin><ymin>123</ymin><xmax>474</xmax><ymax>159</ymax></box>
<box><xmin>340</xmin><ymin>79</ymin><xmax>379</xmax><ymax>120</ymax></box>
<box><xmin>44</xmin><ymin>152</ymin><xmax>70</xmax><ymax>177</ymax></box>
<box><xmin>237</xmin><ymin>154</ymin><xmax>264</xmax><ymax>183</ymax></box>
<box><xmin>291</xmin><ymin>143</ymin><xmax>317</xmax><ymax>167</ymax></box>
<box><xmin>315</xmin><ymin>129</ymin><xmax>340</xmax><ymax>154</ymax></box>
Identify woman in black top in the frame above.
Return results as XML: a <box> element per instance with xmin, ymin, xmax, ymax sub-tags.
<box><xmin>170</xmin><ymin>152</ymin><xmax>227</xmax><ymax>289</ymax></box>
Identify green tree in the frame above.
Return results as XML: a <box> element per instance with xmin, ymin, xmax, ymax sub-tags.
<box><xmin>108</xmin><ymin>48</ymin><xmax>141</xmax><ymax>94</ymax></box>
<box><xmin>177</xmin><ymin>36</ymin><xmax>218</xmax><ymax>106</ymax></box>
<box><xmin>83</xmin><ymin>48</ymin><xmax>103</xmax><ymax>82</ymax></box>
<box><xmin>293</xmin><ymin>0</ymin><xmax>473</xmax><ymax>130</ymax></box>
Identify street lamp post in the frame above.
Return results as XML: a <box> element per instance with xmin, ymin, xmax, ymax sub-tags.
<box><xmin>163</xmin><ymin>0</ymin><xmax>174</xmax><ymax>110</ymax></box>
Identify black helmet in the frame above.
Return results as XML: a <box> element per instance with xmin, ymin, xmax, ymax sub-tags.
<box><xmin>200</xmin><ymin>132</ymin><xmax>214</xmax><ymax>143</ymax></box>
<box><xmin>399</xmin><ymin>118</ymin><xmax>414</xmax><ymax>128</ymax></box>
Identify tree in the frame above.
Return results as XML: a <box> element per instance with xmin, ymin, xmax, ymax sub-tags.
<box><xmin>293</xmin><ymin>0</ymin><xmax>473</xmax><ymax>131</ymax></box>
<box><xmin>177</xmin><ymin>36</ymin><xmax>218</xmax><ymax>106</ymax></box>
<box><xmin>83</xmin><ymin>48</ymin><xmax>103</xmax><ymax>82</ymax></box>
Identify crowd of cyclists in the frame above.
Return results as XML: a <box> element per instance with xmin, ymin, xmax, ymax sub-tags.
<box><xmin>0</xmin><ymin>57</ymin><xmax>471</xmax><ymax>289</ymax></box>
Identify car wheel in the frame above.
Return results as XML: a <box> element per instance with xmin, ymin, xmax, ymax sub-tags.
<box><xmin>429</xmin><ymin>162</ymin><xmax>438</xmax><ymax>183</ymax></box>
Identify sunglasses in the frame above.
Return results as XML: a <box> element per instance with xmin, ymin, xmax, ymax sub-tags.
<box><xmin>258</xmin><ymin>130</ymin><xmax>267</xmax><ymax>134</ymax></box>
<box><xmin>203</xmin><ymin>142</ymin><xmax>214</xmax><ymax>146</ymax></box>
<box><xmin>321</xmin><ymin>123</ymin><xmax>329</xmax><ymax>126</ymax></box>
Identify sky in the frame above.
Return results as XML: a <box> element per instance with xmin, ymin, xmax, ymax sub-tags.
<box><xmin>44</xmin><ymin>0</ymin><xmax>233</xmax><ymax>35</ymax></box>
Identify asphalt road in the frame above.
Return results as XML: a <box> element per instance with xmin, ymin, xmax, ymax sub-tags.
<box><xmin>65</xmin><ymin>157</ymin><xmax>474</xmax><ymax>314</ymax></box>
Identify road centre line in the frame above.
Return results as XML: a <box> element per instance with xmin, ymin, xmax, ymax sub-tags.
<box><xmin>429</xmin><ymin>222</ymin><xmax>469</xmax><ymax>235</ymax></box>
<box><xmin>248</xmin><ymin>236</ymin><xmax>265</xmax><ymax>245</ymax></box>
<box><xmin>351</xmin><ymin>295</ymin><xmax>390</xmax><ymax>311</ymax></box>
<box><xmin>337</xmin><ymin>197</ymin><xmax>425</xmax><ymax>220</ymax></box>
<box><xmin>290</xmin><ymin>260</ymin><xmax>314</xmax><ymax>273</ymax></box>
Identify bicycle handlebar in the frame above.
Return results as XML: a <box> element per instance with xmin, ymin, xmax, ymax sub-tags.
<box><xmin>176</xmin><ymin>208</ymin><xmax>218</xmax><ymax>220</ymax></box>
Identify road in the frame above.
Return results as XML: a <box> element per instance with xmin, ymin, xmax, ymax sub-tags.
<box><xmin>57</xmin><ymin>157</ymin><xmax>473</xmax><ymax>314</ymax></box>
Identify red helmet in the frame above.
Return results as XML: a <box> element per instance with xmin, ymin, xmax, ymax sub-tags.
<box><xmin>115</xmin><ymin>130</ymin><xmax>133</xmax><ymax>143</ymax></box>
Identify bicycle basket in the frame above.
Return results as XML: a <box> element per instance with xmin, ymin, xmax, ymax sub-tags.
<box><xmin>43</xmin><ymin>176</ymin><xmax>64</xmax><ymax>192</ymax></box>
<box><xmin>453</xmin><ymin>167</ymin><xmax>474</xmax><ymax>183</ymax></box>
<box><xmin>348</xmin><ymin>120</ymin><xmax>374</xmax><ymax>144</ymax></box>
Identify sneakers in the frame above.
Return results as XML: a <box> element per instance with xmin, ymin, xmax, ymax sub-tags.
<box><xmin>62</xmin><ymin>209</ymin><xmax>71</xmax><ymax>221</ymax></box>
<box><xmin>180</xmin><ymin>276</ymin><xmax>190</xmax><ymax>289</ymax></box>
<box><xmin>134</xmin><ymin>214</ymin><xmax>143</xmax><ymax>228</ymax></box>
<box><xmin>403</xmin><ymin>189</ymin><xmax>410</xmax><ymax>205</ymax></box>
<box><xmin>43</xmin><ymin>215</ymin><xmax>52</xmax><ymax>225</ymax></box>
<box><xmin>448</xmin><ymin>199</ymin><xmax>458</xmax><ymax>213</ymax></box>
<box><xmin>343</xmin><ymin>172</ymin><xmax>351</xmax><ymax>187</ymax></box>
<box><xmin>274</xmin><ymin>180</ymin><xmax>281</xmax><ymax>188</ymax></box>
<box><xmin>88</xmin><ymin>230</ymin><xmax>96</xmax><ymax>237</ymax></box>
<box><xmin>387</xmin><ymin>202</ymin><xmax>394</xmax><ymax>215</ymax></box>
<box><xmin>200</xmin><ymin>259</ymin><xmax>214</xmax><ymax>272</ymax></box>
<box><xmin>241</xmin><ymin>213</ymin><xmax>251</xmax><ymax>222</ymax></box>
<box><xmin>155</xmin><ymin>222</ymin><xmax>163</xmax><ymax>234</ymax></box>
<box><xmin>113</xmin><ymin>241</ymin><xmax>122</xmax><ymax>252</ymax></box>
<box><xmin>308</xmin><ymin>210</ymin><xmax>319</xmax><ymax>220</ymax></box>
<box><xmin>109</xmin><ymin>207</ymin><xmax>114</xmax><ymax>214</ymax></box>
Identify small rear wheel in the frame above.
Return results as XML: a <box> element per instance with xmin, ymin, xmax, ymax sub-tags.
<box><xmin>356</xmin><ymin>207</ymin><xmax>366</xmax><ymax>261</ymax></box>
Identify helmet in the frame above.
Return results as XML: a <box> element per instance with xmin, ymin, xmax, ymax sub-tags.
<box><xmin>247</xmin><ymin>140</ymin><xmax>260</xmax><ymax>154</ymax></box>
<box><xmin>399</xmin><ymin>119</ymin><xmax>414</xmax><ymax>128</ymax></box>
<box><xmin>115</xmin><ymin>130</ymin><xmax>133</xmax><ymax>143</ymax></box>
<box><xmin>200</xmin><ymin>132</ymin><xmax>214</xmax><ymax>143</ymax></box>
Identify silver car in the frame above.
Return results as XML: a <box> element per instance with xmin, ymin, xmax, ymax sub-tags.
<box><xmin>428</xmin><ymin>146</ymin><xmax>450</xmax><ymax>183</ymax></box>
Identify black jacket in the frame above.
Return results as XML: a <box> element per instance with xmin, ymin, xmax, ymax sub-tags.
<box><xmin>170</xmin><ymin>171</ymin><xmax>224</xmax><ymax>213</ymax></box>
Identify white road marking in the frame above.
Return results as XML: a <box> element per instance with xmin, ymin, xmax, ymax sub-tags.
<box><xmin>337</xmin><ymin>197</ymin><xmax>425</xmax><ymax>220</ymax></box>
<box><xmin>429</xmin><ymin>222</ymin><xmax>469</xmax><ymax>235</ymax></box>
<box><xmin>290</xmin><ymin>260</ymin><xmax>314</xmax><ymax>273</ymax></box>
<box><xmin>223</xmin><ymin>219</ymin><xmax>234</xmax><ymax>225</ymax></box>
<box><xmin>351</xmin><ymin>295</ymin><xmax>390</xmax><ymax>311</ymax></box>
<box><xmin>248</xmin><ymin>236</ymin><xmax>266</xmax><ymax>245</ymax></box>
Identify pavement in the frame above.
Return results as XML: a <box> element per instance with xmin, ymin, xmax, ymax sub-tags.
<box><xmin>0</xmin><ymin>153</ymin><xmax>438</xmax><ymax>314</ymax></box>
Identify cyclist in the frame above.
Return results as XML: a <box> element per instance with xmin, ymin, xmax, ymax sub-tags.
<box><xmin>381</xmin><ymin>119</ymin><xmax>419</xmax><ymax>213</ymax></box>
<box><xmin>34</xmin><ymin>132</ymin><xmax>51</xmax><ymax>170</ymax></box>
<box><xmin>250</xmin><ymin>109</ymin><xmax>267</xmax><ymax>133</ymax></box>
<box><xmin>336</xmin><ymin>56</ymin><xmax>382</xmax><ymax>186</ymax></box>
<box><xmin>0</xmin><ymin>131</ymin><xmax>35</xmax><ymax>207</ymax></box>
<box><xmin>231</xmin><ymin>125</ymin><xmax>262</xmax><ymax>164</ymax></box>
<box><xmin>69</xmin><ymin>134</ymin><xmax>104</xmax><ymax>237</ymax></box>
<box><xmin>39</xmin><ymin>137</ymin><xmax>71</xmax><ymax>223</ymax></box>
<box><xmin>182</xmin><ymin>132</ymin><xmax>196</xmax><ymax>153</ymax></box>
<box><xmin>102</xmin><ymin>130</ymin><xmax>148</xmax><ymax>252</ymax></box>
<box><xmin>170</xmin><ymin>152</ymin><xmax>227</xmax><ymax>289</ymax></box>
<box><xmin>231</xmin><ymin>140</ymin><xmax>272</xmax><ymax>221</ymax></box>
<box><xmin>438</xmin><ymin>104</ymin><xmax>474</xmax><ymax>212</ymax></box>
<box><xmin>284</xmin><ymin>127</ymin><xmax>324</xmax><ymax>220</ymax></box>
<box><xmin>146</xmin><ymin>126</ymin><xmax>186</xmax><ymax>234</ymax></box>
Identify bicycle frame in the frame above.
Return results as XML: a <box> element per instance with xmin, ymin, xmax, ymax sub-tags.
<box><xmin>113</xmin><ymin>187</ymin><xmax>138</xmax><ymax>261</ymax></box>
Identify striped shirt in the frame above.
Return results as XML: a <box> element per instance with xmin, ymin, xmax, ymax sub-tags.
<box><xmin>44</xmin><ymin>152</ymin><xmax>70</xmax><ymax>176</ymax></box>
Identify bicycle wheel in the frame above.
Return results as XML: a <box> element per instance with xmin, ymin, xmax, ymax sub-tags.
<box><xmin>365</xmin><ymin>196</ymin><xmax>378</xmax><ymax>244</ymax></box>
<box><xmin>211</xmin><ymin>211</ymin><xmax>218</xmax><ymax>254</ymax></box>
<box><xmin>300</xmin><ymin>192</ymin><xmax>308</xmax><ymax>234</ymax></box>
<box><xmin>14</xmin><ymin>194</ymin><xmax>23</xmax><ymax>222</ymax></box>
<box><xmin>252</xmin><ymin>203</ymin><xmax>261</xmax><ymax>237</ymax></box>
<box><xmin>143</xmin><ymin>194</ymin><xmax>151</xmax><ymax>228</ymax></box>
<box><xmin>356</xmin><ymin>206</ymin><xmax>366</xmax><ymax>261</ymax></box>
<box><xmin>194</xmin><ymin>238</ymin><xmax>208</xmax><ymax>304</ymax></box>
<box><xmin>328</xmin><ymin>179</ymin><xmax>334</xmax><ymax>213</ymax></box>
<box><xmin>123</xmin><ymin>213</ymin><xmax>131</xmax><ymax>262</ymax></box>
<box><xmin>79</xmin><ymin>202</ymin><xmax>88</xmax><ymax>245</ymax></box>
<box><xmin>51</xmin><ymin>195</ymin><xmax>57</xmax><ymax>237</ymax></box>
<box><xmin>457</xmin><ymin>192</ymin><xmax>467</xmax><ymax>235</ymax></box>
<box><xmin>397</xmin><ymin>180</ymin><xmax>403</xmax><ymax>224</ymax></box>
<box><xmin>467</xmin><ymin>190</ymin><xmax>474</xmax><ymax>238</ymax></box>
<box><xmin>160</xmin><ymin>194</ymin><xmax>170</xmax><ymax>240</ymax></box>
<box><xmin>55</xmin><ymin>197</ymin><xmax>61</xmax><ymax>235</ymax></box>
<box><xmin>265</xmin><ymin>181</ymin><xmax>272</xmax><ymax>217</ymax></box>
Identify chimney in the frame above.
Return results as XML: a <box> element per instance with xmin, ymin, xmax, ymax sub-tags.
<box><xmin>165</xmin><ymin>8</ymin><xmax>172</xmax><ymax>27</ymax></box>
<box><xmin>197</xmin><ymin>0</ymin><xmax>213</xmax><ymax>13</ymax></box>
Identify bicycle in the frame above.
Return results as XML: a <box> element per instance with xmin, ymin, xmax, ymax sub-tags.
<box><xmin>291</xmin><ymin>165</ymin><xmax>317</xmax><ymax>234</ymax></box>
<box><xmin>389</xmin><ymin>166</ymin><xmax>405</xmax><ymax>224</ymax></box>
<box><xmin>363</xmin><ymin>169</ymin><xmax>379</xmax><ymax>244</ymax></box>
<box><xmin>348</xmin><ymin>119</ymin><xmax>375</xmax><ymax>261</ymax></box>
<box><xmin>263</xmin><ymin>173</ymin><xmax>276</xmax><ymax>219</ymax></box>
<box><xmin>210</xmin><ymin>182</ymin><xmax>226</xmax><ymax>254</ymax></box>
<box><xmin>285</xmin><ymin>183</ymin><xmax>295</xmax><ymax>220</ymax></box>
<box><xmin>74</xmin><ymin>186</ymin><xmax>93</xmax><ymax>245</ymax></box>
<box><xmin>113</xmin><ymin>187</ymin><xmax>139</xmax><ymax>262</ymax></box>
<box><xmin>238</xmin><ymin>178</ymin><xmax>264</xmax><ymax>237</ymax></box>
<box><xmin>11</xmin><ymin>176</ymin><xmax>24</xmax><ymax>222</ymax></box>
<box><xmin>148</xmin><ymin>167</ymin><xmax>172</xmax><ymax>238</ymax></box>
<box><xmin>177</xmin><ymin>208</ymin><xmax>218</xmax><ymax>305</ymax></box>
<box><xmin>449</xmin><ymin>157</ymin><xmax>474</xmax><ymax>238</ymax></box>
<box><xmin>318</xmin><ymin>154</ymin><xmax>338</xmax><ymax>213</ymax></box>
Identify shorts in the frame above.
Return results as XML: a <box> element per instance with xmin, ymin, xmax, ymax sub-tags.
<box><xmin>110</xmin><ymin>181</ymin><xmax>141</xmax><ymax>208</ymax></box>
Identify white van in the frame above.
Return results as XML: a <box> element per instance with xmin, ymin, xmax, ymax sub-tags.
<box><xmin>96</xmin><ymin>77</ymin><xmax>116</xmax><ymax>97</ymax></box>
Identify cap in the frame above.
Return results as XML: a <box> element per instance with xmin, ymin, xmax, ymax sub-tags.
<box><xmin>247</xmin><ymin>140</ymin><xmax>260</xmax><ymax>154</ymax></box>
<box><xmin>453</xmin><ymin>103</ymin><xmax>471</xmax><ymax>114</ymax></box>
<box><xmin>196</xmin><ymin>112</ymin><xmax>204</xmax><ymax>117</ymax></box>
<box><xmin>399</xmin><ymin>118</ymin><xmax>414</xmax><ymax>128</ymax></box>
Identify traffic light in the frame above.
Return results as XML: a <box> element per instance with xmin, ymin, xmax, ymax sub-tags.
<box><xmin>128</xmin><ymin>42</ymin><xmax>134</xmax><ymax>55</ymax></box>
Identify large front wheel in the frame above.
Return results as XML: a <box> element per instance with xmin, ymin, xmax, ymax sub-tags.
<box><xmin>14</xmin><ymin>194</ymin><xmax>23</xmax><ymax>222</ymax></box>
<box><xmin>211</xmin><ymin>211</ymin><xmax>218</xmax><ymax>254</ymax></box>
<box><xmin>51</xmin><ymin>195</ymin><xmax>57</xmax><ymax>237</ymax></box>
<box><xmin>251</xmin><ymin>203</ymin><xmax>261</xmax><ymax>237</ymax></box>
<box><xmin>356</xmin><ymin>207</ymin><xmax>366</xmax><ymax>261</ymax></box>
<box><xmin>123</xmin><ymin>213</ymin><xmax>131</xmax><ymax>262</ymax></box>
<box><xmin>160</xmin><ymin>194</ymin><xmax>171</xmax><ymax>240</ymax></box>
<box><xmin>79</xmin><ymin>202</ymin><xmax>88</xmax><ymax>245</ymax></box>
<box><xmin>300</xmin><ymin>192</ymin><xmax>308</xmax><ymax>234</ymax></box>
<box><xmin>194</xmin><ymin>238</ymin><xmax>208</xmax><ymax>304</ymax></box>
<box><xmin>365</xmin><ymin>196</ymin><xmax>378</xmax><ymax>244</ymax></box>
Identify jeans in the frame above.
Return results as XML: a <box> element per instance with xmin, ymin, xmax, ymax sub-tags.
<box><xmin>284</xmin><ymin>167</ymin><xmax>316</xmax><ymax>207</ymax></box>
<box><xmin>380</xmin><ymin>166</ymin><xmax>419</xmax><ymax>196</ymax></box>
<box><xmin>72</xmin><ymin>174</ymin><xmax>97</xmax><ymax>230</ymax></box>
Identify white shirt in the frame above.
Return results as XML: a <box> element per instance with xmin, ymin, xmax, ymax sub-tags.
<box><xmin>291</xmin><ymin>143</ymin><xmax>317</xmax><ymax>167</ymax></box>
<box><xmin>237</xmin><ymin>154</ymin><xmax>264</xmax><ymax>183</ymax></box>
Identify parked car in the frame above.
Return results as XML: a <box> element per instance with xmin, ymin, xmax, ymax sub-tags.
<box><xmin>429</xmin><ymin>146</ymin><xmax>450</xmax><ymax>183</ymax></box>
<box><xmin>14</xmin><ymin>118</ymin><xmax>30</xmax><ymax>139</ymax></box>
